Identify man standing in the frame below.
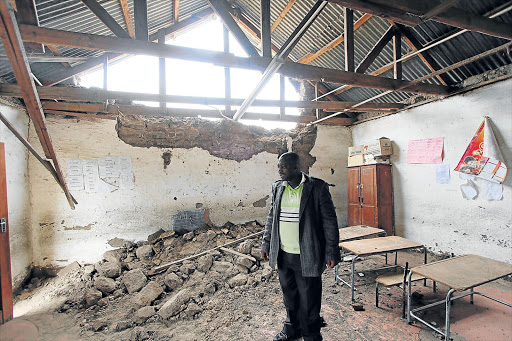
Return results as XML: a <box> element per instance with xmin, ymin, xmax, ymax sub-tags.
<box><xmin>261</xmin><ymin>152</ymin><xmax>340</xmax><ymax>341</ymax></box>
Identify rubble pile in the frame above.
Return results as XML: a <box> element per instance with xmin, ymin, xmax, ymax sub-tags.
<box><xmin>17</xmin><ymin>221</ymin><xmax>279</xmax><ymax>339</ymax></box>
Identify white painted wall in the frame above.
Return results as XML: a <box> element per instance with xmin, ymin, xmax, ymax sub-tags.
<box><xmin>0</xmin><ymin>103</ymin><xmax>32</xmax><ymax>289</ymax></box>
<box><xmin>352</xmin><ymin>79</ymin><xmax>512</xmax><ymax>263</ymax></box>
<box><xmin>310</xmin><ymin>126</ymin><xmax>352</xmax><ymax>227</ymax></box>
<box><xmin>28</xmin><ymin>117</ymin><xmax>351</xmax><ymax>267</ymax></box>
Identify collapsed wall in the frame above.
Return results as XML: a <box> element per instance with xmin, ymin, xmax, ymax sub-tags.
<box><xmin>27</xmin><ymin>115</ymin><xmax>351</xmax><ymax>275</ymax></box>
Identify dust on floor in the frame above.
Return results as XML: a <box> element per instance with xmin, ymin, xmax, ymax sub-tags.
<box><xmin>1</xmin><ymin>222</ymin><xmax>511</xmax><ymax>341</ymax></box>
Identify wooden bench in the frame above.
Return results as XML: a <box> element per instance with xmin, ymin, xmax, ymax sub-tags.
<box><xmin>375</xmin><ymin>263</ymin><xmax>425</xmax><ymax>317</ymax></box>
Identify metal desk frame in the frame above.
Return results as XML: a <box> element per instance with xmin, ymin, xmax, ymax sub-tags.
<box><xmin>338</xmin><ymin>236</ymin><xmax>426</xmax><ymax>303</ymax></box>
<box><xmin>407</xmin><ymin>254</ymin><xmax>512</xmax><ymax>341</ymax></box>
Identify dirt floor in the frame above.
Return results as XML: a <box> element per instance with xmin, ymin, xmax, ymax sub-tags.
<box><xmin>1</xmin><ymin>222</ymin><xmax>511</xmax><ymax>341</ymax></box>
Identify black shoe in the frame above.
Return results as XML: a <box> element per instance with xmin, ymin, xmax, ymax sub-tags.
<box><xmin>273</xmin><ymin>331</ymin><xmax>301</xmax><ymax>341</ymax></box>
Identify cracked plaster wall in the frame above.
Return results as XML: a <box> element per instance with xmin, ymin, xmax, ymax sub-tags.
<box><xmin>352</xmin><ymin>79</ymin><xmax>512</xmax><ymax>263</ymax></box>
<box><xmin>0</xmin><ymin>102</ymin><xmax>32</xmax><ymax>290</ymax></box>
<box><xmin>28</xmin><ymin>116</ymin><xmax>350</xmax><ymax>268</ymax></box>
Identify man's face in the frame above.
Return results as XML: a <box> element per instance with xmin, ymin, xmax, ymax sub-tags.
<box><xmin>278</xmin><ymin>157</ymin><xmax>299</xmax><ymax>181</ymax></box>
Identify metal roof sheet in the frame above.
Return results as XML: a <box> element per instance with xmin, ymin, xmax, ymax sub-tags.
<box><xmin>0</xmin><ymin>0</ymin><xmax>510</xmax><ymax>114</ymax></box>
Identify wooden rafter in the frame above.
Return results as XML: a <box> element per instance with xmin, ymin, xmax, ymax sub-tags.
<box><xmin>208</xmin><ymin>0</ymin><xmax>259</xmax><ymax>57</ymax></box>
<box><xmin>271</xmin><ymin>0</ymin><xmax>296</xmax><ymax>32</ymax></box>
<box><xmin>421</xmin><ymin>0</ymin><xmax>460</xmax><ymax>20</ymax></box>
<box><xmin>327</xmin><ymin>0</ymin><xmax>420</xmax><ymax>26</ymax></box>
<box><xmin>356</xmin><ymin>26</ymin><xmax>395</xmax><ymax>74</ymax></box>
<box><xmin>368</xmin><ymin>0</ymin><xmax>512</xmax><ymax>40</ymax></box>
<box><xmin>0</xmin><ymin>2</ymin><xmax>75</xmax><ymax>209</ymax></box>
<box><xmin>19</xmin><ymin>25</ymin><xmax>449</xmax><ymax>95</ymax></box>
<box><xmin>298</xmin><ymin>13</ymin><xmax>371</xmax><ymax>64</ymax></box>
<box><xmin>14</xmin><ymin>0</ymin><xmax>43</xmax><ymax>52</ymax></box>
<box><xmin>45</xmin><ymin>44</ymin><xmax>71</xmax><ymax>68</ymax></box>
<box><xmin>173</xmin><ymin>0</ymin><xmax>180</xmax><ymax>23</ymax></box>
<box><xmin>0</xmin><ymin>84</ymin><xmax>405</xmax><ymax>112</ymax></box>
<box><xmin>393</xmin><ymin>29</ymin><xmax>402</xmax><ymax>79</ymax></box>
<box><xmin>344</xmin><ymin>7</ymin><xmax>354</xmax><ymax>72</ymax></box>
<box><xmin>260</xmin><ymin>0</ymin><xmax>271</xmax><ymax>58</ymax></box>
<box><xmin>119</xmin><ymin>0</ymin><xmax>135</xmax><ymax>37</ymax></box>
<box><xmin>230</xmin><ymin>11</ymin><xmax>343</xmax><ymax>104</ymax></box>
<box><xmin>40</xmin><ymin>8</ymin><xmax>214</xmax><ymax>86</ymax></box>
<box><xmin>82</xmin><ymin>0</ymin><xmax>130</xmax><ymax>38</ymax></box>
<box><xmin>38</xmin><ymin>101</ymin><xmax>355</xmax><ymax>125</ymax></box>
<box><xmin>134</xmin><ymin>0</ymin><xmax>148</xmax><ymax>41</ymax></box>
<box><xmin>392</xmin><ymin>22</ymin><xmax>450</xmax><ymax>85</ymax></box>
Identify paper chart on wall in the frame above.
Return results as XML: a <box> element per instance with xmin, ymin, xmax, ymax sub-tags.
<box><xmin>67</xmin><ymin>156</ymin><xmax>135</xmax><ymax>193</ymax></box>
<box><xmin>407</xmin><ymin>137</ymin><xmax>444</xmax><ymax>164</ymax></box>
<box><xmin>66</xmin><ymin>160</ymin><xmax>84</xmax><ymax>190</ymax></box>
<box><xmin>436</xmin><ymin>164</ymin><xmax>450</xmax><ymax>184</ymax></box>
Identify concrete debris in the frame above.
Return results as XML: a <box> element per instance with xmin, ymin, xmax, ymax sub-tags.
<box><xmin>93</xmin><ymin>276</ymin><xmax>117</xmax><ymax>295</ymax></box>
<box><xmin>135</xmin><ymin>245</ymin><xmax>154</xmax><ymax>260</ymax></box>
<box><xmin>17</xmin><ymin>220</ymin><xmax>269</xmax><ymax>335</ymax></box>
<box><xmin>122</xmin><ymin>269</ymin><xmax>147</xmax><ymax>294</ymax></box>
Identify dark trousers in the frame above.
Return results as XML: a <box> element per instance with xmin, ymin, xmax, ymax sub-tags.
<box><xmin>277</xmin><ymin>250</ymin><xmax>323</xmax><ymax>341</ymax></box>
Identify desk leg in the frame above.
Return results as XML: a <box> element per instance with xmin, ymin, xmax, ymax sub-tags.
<box><xmin>445</xmin><ymin>289</ymin><xmax>455</xmax><ymax>341</ymax></box>
<box><xmin>424</xmin><ymin>247</ymin><xmax>427</xmax><ymax>286</ymax></box>
<box><xmin>351</xmin><ymin>255</ymin><xmax>360</xmax><ymax>303</ymax></box>
<box><xmin>470</xmin><ymin>287</ymin><xmax>474</xmax><ymax>304</ymax></box>
<box><xmin>407</xmin><ymin>271</ymin><xmax>413</xmax><ymax>323</ymax></box>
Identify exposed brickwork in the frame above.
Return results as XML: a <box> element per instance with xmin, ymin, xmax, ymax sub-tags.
<box><xmin>117</xmin><ymin>116</ymin><xmax>317</xmax><ymax>167</ymax></box>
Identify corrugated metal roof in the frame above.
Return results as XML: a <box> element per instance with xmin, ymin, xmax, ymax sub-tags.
<box><xmin>0</xmin><ymin>0</ymin><xmax>510</xmax><ymax>115</ymax></box>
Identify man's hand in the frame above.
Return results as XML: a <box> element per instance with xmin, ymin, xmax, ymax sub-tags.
<box><xmin>326</xmin><ymin>260</ymin><xmax>335</xmax><ymax>268</ymax></box>
<box><xmin>261</xmin><ymin>251</ymin><xmax>269</xmax><ymax>261</ymax></box>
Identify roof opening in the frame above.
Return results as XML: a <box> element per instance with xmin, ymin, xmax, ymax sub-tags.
<box><xmin>79</xmin><ymin>18</ymin><xmax>301</xmax><ymax>131</ymax></box>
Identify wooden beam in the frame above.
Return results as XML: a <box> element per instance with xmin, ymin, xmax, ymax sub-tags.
<box><xmin>14</xmin><ymin>0</ymin><xmax>43</xmax><ymax>53</ymax></box>
<box><xmin>356</xmin><ymin>25</ymin><xmax>395</xmax><ymax>74</ymax></box>
<box><xmin>260</xmin><ymin>0</ymin><xmax>271</xmax><ymax>58</ymax></box>
<box><xmin>40</xmin><ymin>101</ymin><xmax>357</xmax><ymax>123</ymax></box>
<box><xmin>393</xmin><ymin>22</ymin><xmax>449</xmax><ymax>85</ymax></box>
<box><xmin>327</xmin><ymin>0</ymin><xmax>420</xmax><ymax>26</ymax></box>
<box><xmin>103</xmin><ymin>53</ymin><xmax>108</xmax><ymax>89</ymax></box>
<box><xmin>39</xmin><ymin>100</ymin><xmax>402</xmax><ymax>115</ymax></box>
<box><xmin>158</xmin><ymin>29</ymin><xmax>166</xmax><ymax>112</ymax></box>
<box><xmin>393</xmin><ymin>30</ymin><xmax>402</xmax><ymax>79</ymax></box>
<box><xmin>421</xmin><ymin>0</ymin><xmax>460</xmax><ymax>20</ymax></box>
<box><xmin>369</xmin><ymin>0</ymin><xmax>512</xmax><ymax>40</ymax></box>
<box><xmin>344</xmin><ymin>7</ymin><xmax>354</xmax><ymax>72</ymax></box>
<box><xmin>280</xmin><ymin>75</ymin><xmax>285</xmax><ymax>119</ymax></box>
<box><xmin>19</xmin><ymin>25</ymin><xmax>449</xmax><ymax>95</ymax></box>
<box><xmin>0</xmin><ymin>84</ymin><xmax>405</xmax><ymax>111</ymax></box>
<box><xmin>271</xmin><ymin>0</ymin><xmax>296</xmax><ymax>32</ymax></box>
<box><xmin>45</xmin><ymin>44</ymin><xmax>72</xmax><ymax>68</ymax></box>
<box><xmin>81</xmin><ymin>0</ymin><xmax>131</xmax><ymax>39</ymax></box>
<box><xmin>223</xmin><ymin>25</ymin><xmax>231</xmax><ymax>115</ymax></box>
<box><xmin>173</xmin><ymin>0</ymin><xmax>180</xmax><ymax>23</ymax></box>
<box><xmin>119</xmin><ymin>0</ymin><xmax>135</xmax><ymax>37</ymax></box>
<box><xmin>133</xmin><ymin>0</ymin><xmax>148</xmax><ymax>41</ymax></box>
<box><xmin>208</xmin><ymin>0</ymin><xmax>259</xmax><ymax>57</ymax></box>
<box><xmin>219</xmin><ymin>247</ymin><xmax>257</xmax><ymax>262</ymax></box>
<box><xmin>0</xmin><ymin>2</ymin><xmax>75</xmax><ymax>209</ymax></box>
<box><xmin>299</xmin><ymin>13</ymin><xmax>371</xmax><ymax>64</ymax></box>
<box><xmin>43</xmin><ymin>109</ymin><xmax>116</xmax><ymax>120</ymax></box>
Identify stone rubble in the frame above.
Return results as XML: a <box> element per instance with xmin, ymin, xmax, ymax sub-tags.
<box><xmin>21</xmin><ymin>221</ymin><xmax>277</xmax><ymax>338</ymax></box>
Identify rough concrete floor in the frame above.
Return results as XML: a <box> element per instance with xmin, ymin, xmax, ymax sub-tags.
<box><xmin>1</xmin><ymin>250</ymin><xmax>511</xmax><ymax>341</ymax></box>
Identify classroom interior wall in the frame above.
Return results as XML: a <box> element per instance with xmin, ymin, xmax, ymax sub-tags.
<box><xmin>352</xmin><ymin>78</ymin><xmax>512</xmax><ymax>263</ymax></box>
<box><xmin>0</xmin><ymin>103</ymin><xmax>32</xmax><ymax>289</ymax></box>
<box><xmin>27</xmin><ymin>117</ymin><xmax>351</xmax><ymax>269</ymax></box>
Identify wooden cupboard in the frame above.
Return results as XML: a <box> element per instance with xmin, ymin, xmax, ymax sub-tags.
<box><xmin>347</xmin><ymin>164</ymin><xmax>394</xmax><ymax>236</ymax></box>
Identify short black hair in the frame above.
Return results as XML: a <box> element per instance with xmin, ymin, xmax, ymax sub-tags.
<box><xmin>279</xmin><ymin>152</ymin><xmax>301</xmax><ymax>166</ymax></box>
